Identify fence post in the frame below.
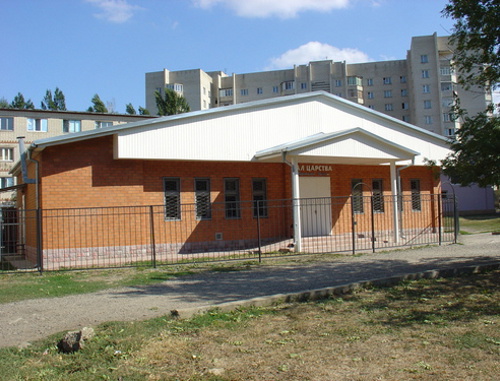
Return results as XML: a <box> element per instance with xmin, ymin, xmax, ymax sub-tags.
<box><xmin>149</xmin><ymin>205</ymin><xmax>157</xmax><ymax>268</ymax></box>
<box><xmin>351</xmin><ymin>196</ymin><xmax>356</xmax><ymax>256</ymax></box>
<box><xmin>437</xmin><ymin>194</ymin><xmax>442</xmax><ymax>246</ymax></box>
<box><xmin>256</xmin><ymin>200</ymin><xmax>262</xmax><ymax>263</ymax></box>
<box><xmin>453</xmin><ymin>195</ymin><xmax>459</xmax><ymax>243</ymax></box>
<box><xmin>370</xmin><ymin>196</ymin><xmax>375</xmax><ymax>253</ymax></box>
<box><xmin>36</xmin><ymin>208</ymin><xmax>43</xmax><ymax>273</ymax></box>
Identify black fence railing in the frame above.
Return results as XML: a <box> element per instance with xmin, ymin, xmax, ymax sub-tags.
<box><xmin>0</xmin><ymin>194</ymin><xmax>458</xmax><ymax>272</ymax></box>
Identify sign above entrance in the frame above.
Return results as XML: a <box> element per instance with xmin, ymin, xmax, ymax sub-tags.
<box><xmin>299</xmin><ymin>164</ymin><xmax>332</xmax><ymax>176</ymax></box>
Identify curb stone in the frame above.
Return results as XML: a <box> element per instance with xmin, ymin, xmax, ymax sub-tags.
<box><xmin>170</xmin><ymin>261</ymin><xmax>500</xmax><ymax>319</ymax></box>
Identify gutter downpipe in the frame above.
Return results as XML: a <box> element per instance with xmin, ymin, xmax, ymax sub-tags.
<box><xmin>17</xmin><ymin>137</ymin><xmax>42</xmax><ymax>271</ymax></box>
<box><xmin>282</xmin><ymin>151</ymin><xmax>302</xmax><ymax>252</ymax></box>
<box><xmin>395</xmin><ymin>158</ymin><xmax>415</xmax><ymax>242</ymax></box>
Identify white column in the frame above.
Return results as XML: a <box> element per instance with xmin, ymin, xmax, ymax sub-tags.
<box><xmin>291</xmin><ymin>156</ymin><xmax>302</xmax><ymax>252</ymax></box>
<box><xmin>390</xmin><ymin>161</ymin><xmax>400</xmax><ymax>243</ymax></box>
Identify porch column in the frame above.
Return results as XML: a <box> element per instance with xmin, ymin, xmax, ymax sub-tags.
<box><xmin>291</xmin><ymin>156</ymin><xmax>302</xmax><ymax>252</ymax></box>
<box><xmin>390</xmin><ymin>161</ymin><xmax>400</xmax><ymax>243</ymax></box>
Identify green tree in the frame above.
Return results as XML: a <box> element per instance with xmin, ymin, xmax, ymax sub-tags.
<box><xmin>155</xmin><ymin>88</ymin><xmax>190</xmax><ymax>116</ymax></box>
<box><xmin>125</xmin><ymin>103</ymin><xmax>136</xmax><ymax>115</ymax></box>
<box><xmin>138</xmin><ymin>106</ymin><xmax>150</xmax><ymax>115</ymax></box>
<box><xmin>41</xmin><ymin>87</ymin><xmax>67</xmax><ymax>111</ymax></box>
<box><xmin>87</xmin><ymin>94</ymin><xmax>108</xmax><ymax>113</ymax></box>
<box><xmin>440</xmin><ymin>0</ymin><xmax>500</xmax><ymax>187</ymax></box>
<box><xmin>10</xmin><ymin>92</ymin><xmax>34</xmax><ymax>109</ymax></box>
<box><xmin>0</xmin><ymin>98</ymin><xmax>8</xmax><ymax>108</ymax></box>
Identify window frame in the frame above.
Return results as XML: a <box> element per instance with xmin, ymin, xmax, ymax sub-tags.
<box><xmin>224</xmin><ymin>178</ymin><xmax>241</xmax><ymax>219</ymax></box>
<box><xmin>372</xmin><ymin>179</ymin><xmax>384</xmax><ymax>213</ymax></box>
<box><xmin>163</xmin><ymin>177</ymin><xmax>181</xmax><ymax>220</ymax></box>
<box><xmin>63</xmin><ymin>119</ymin><xmax>81</xmax><ymax>133</ymax></box>
<box><xmin>194</xmin><ymin>178</ymin><xmax>211</xmax><ymax>220</ymax></box>
<box><xmin>252</xmin><ymin>178</ymin><xmax>268</xmax><ymax>218</ymax></box>
<box><xmin>0</xmin><ymin>147</ymin><xmax>14</xmax><ymax>161</ymax></box>
<box><xmin>351</xmin><ymin>179</ymin><xmax>364</xmax><ymax>213</ymax></box>
<box><xmin>0</xmin><ymin>117</ymin><xmax>14</xmax><ymax>131</ymax></box>
<box><xmin>410</xmin><ymin>179</ymin><xmax>421</xmax><ymax>211</ymax></box>
<box><xmin>27</xmin><ymin>118</ymin><xmax>48</xmax><ymax>132</ymax></box>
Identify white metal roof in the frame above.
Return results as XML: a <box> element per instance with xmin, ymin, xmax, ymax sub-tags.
<box><xmin>12</xmin><ymin>91</ymin><xmax>451</xmax><ymax>174</ymax></box>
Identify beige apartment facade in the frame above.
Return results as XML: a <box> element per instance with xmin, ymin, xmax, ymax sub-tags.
<box><xmin>0</xmin><ymin>109</ymin><xmax>153</xmax><ymax>203</ymax></box>
<box><xmin>146</xmin><ymin>33</ymin><xmax>491</xmax><ymax>138</ymax></box>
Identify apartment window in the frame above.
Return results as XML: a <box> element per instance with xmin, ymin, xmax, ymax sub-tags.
<box><xmin>347</xmin><ymin>76</ymin><xmax>362</xmax><ymax>86</ymax></box>
<box><xmin>421</xmin><ymin>70</ymin><xmax>430</xmax><ymax>78</ymax></box>
<box><xmin>335</xmin><ymin>79</ymin><xmax>342</xmax><ymax>87</ymax></box>
<box><xmin>219</xmin><ymin>88</ymin><xmax>233</xmax><ymax>97</ymax></box>
<box><xmin>164</xmin><ymin>177</ymin><xmax>181</xmax><ymax>220</ymax></box>
<box><xmin>372</xmin><ymin>179</ymin><xmax>384</xmax><ymax>213</ymax></box>
<box><xmin>240</xmin><ymin>89</ymin><xmax>249</xmax><ymax>96</ymax></box>
<box><xmin>420</xmin><ymin>54</ymin><xmax>429</xmax><ymax>63</ymax></box>
<box><xmin>0</xmin><ymin>177</ymin><xmax>14</xmax><ymax>189</ymax></box>
<box><xmin>410</xmin><ymin>179</ymin><xmax>421</xmax><ymax>211</ymax></box>
<box><xmin>224</xmin><ymin>178</ymin><xmax>240</xmax><ymax>219</ymax></box>
<box><xmin>0</xmin><ymin>117</ymin><xmax>13</xmax><ymax>131</ymax></box>
<box><xmin>368</xmin><ymin>105</ymin><xmax>375</xmax><ymax>110</ymax></box>
<box><xmin>401</xmin><ymin>89</ymin><xmax>408</xmax><ymax>97</ymax></box>
<box><xmin>384</xmin><ymin>90</ymin><xmax>392</xmax><ymax>98</ymax></box>
<box><xmin>385</xmin><ymin>103</ymin><xmax>394</xmax><ymax>111</ymax></box>
<box><xmin>400</xmin><ymin>75</ymin><xmax>407</xmax><ymax>83</ymax></box>
<box><xmin>252</xmin><ymin>178</ymin><xmax>268</xmax><ymax>218</ymax></box>
<box><xmin>272</xmin><ymin>86</ymin><xmax>279</xmax><ymax>93</ymax></box>
<box><xmin>424</xmin><ymin>115</ymin><xmax>433</xmax><ymax>125</ymax></box>
<box><xmin>301</xmin><ymin>82</ymin><xmax>307</xmax><ymax>90</ymax></box>
<box><xmin>443</xmin><ymin>113</ymin><xmax>452</xmax><ymax>122</ymax></box>
<box><xmin>402</xmin><ymin>102</ymin><xmax>409</xmax><ymax>110</ymax></box>
<box><xmin>424</xmin><ymin>100</ymin><xmax>432</xmax><ymax>109</ymax></box>
<box><xmin>383</xmin><ymin>77</ymin><xmax>392</xmax><ymax>85</ymax></box>
<box><xmin>95</xmin><ymin>121</ymin><xmax>113</xmax><ymax>129</ymax></box>
<box><xmin>166</xmin><ymin>83</ymin><xmax>184</xmax><ymax>93</ymax></box>
<box><xmin>402</xmin><ymin>115</ymin><xmax>410</xmax><ymax>123</ymax></box>
<box><xmin>195</xmin><ymin>178</ymin><xmax>211</xmax><ymax>220</ymax></box>
<box><xmin>257</xmin><ymin>87</ymin><xmax>263</xmax><ymax>95</ymax></box>
<box><xmin>367</xmin><ymin>91</ymin><xmax>374</xmax><ymax>99</ymax></box>
<box><xmin>63</xmin><ymin>120</ymin><xmax>81</xmax><ymax>133</ymax></box>
<box><xmin>440</xmin><ymin>67</ymin><xmax>452</xmax><ymax>75</ymax></box>
<box><xmin>0</xmin><ymin>148</ymin><xmax>13</xmax><ymax>161</ymax></box>
<box><xmin>422</xmin><ymin>84</ymin><xmax>431</xmax><ymax>94</ymax></box>
<box><xmin>446</xmin><ymin>128</ymin><xmax>456</xmax><ymax>137</ymax></box>
<box><xmin>366</xmin><ymin>78</ymin><xmax>374</xmax><ymax>86</ymax></box>
<box><xmin>27</xmin><ymin>118</ymin><xmax>48</xmax><ymax>132</ymax></box>
<box><xmin>283</xmin><ymin>81</ymin><xmax>295</xmax><ymax>91</ymax></box>
<box><xmin>351</xmin><ymin>179</ymin><xmax>364</xmax><ymax>213</ymax></box>
<box><xmin>441</xmin><ymin>82</ymin><xmax>452</xmax><ymax>92</ymax></box>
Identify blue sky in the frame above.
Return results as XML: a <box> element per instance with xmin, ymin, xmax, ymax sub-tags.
<box><xmin>1</xmin><ymin>0</ymin><xmax>457</xmax><ymax>114</ymax></box>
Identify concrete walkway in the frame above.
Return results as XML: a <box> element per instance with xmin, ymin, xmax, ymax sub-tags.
<box><xmin>1</xmin><ymin>233</ymin><xmax>499</xmax><ymax>348</ymax></box>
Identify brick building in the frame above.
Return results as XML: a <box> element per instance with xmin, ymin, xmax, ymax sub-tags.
<box><xmin>11</xmin><ymin>92</ymin><xmax>451</xmax><ymax>269</ymax></box>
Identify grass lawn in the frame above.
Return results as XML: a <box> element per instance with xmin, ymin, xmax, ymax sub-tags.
<box><xmin>459</xmin><ymin>213</ymin><xmax>500</xmax><ymax>234</ymax></box>
<box><xmin>0</xmin><ymin>269</ymin><xmax>498</xmax><ymax>380</ymax></box>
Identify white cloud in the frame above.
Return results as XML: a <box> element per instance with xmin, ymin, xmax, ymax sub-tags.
<box><xmin>193</xmin><ymin>0</ymin><xmax>351</xmax><ymax>18</ymax></box>
<box><xmin>266</xmin><ymin>41</ymin><xmax>372</xmax><ymax>70</ymax></box>
<box><xmin>86</xmin><ymin>0</ymin><xmax>142</xmax><ymax>23</ymax></box>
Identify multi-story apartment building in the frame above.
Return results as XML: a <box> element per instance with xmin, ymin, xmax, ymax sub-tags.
<box><xmin>146</xmin><ymin>33</ymin><xmax>492</xmax><ymax>138</ymax></box>
<box><xmin>0</xmin><ymin>109</ymin><xmax>154</xmax><ymax>203</ymax></box>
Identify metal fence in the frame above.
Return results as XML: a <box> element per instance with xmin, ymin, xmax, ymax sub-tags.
<box><xmin>0</xmin><ymin>194</ymin><xmax>458</xmax><ymax>272</ymax></box>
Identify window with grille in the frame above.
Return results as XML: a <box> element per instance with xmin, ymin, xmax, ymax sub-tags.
<box><xmin>410</xmin><ymin>179</ymin><xmax>421</xmax><ymax>211</ymax></box>
<box><xmin>224</xmin><ymin>178</ymin><xmax>240</xmax><ymax>219</ymax></box>
<box><xmin>351</xmin><ymin>179</ymin><xmax>364</xmax><ymax>213</ymax></box>
<box><xmin>372</xmin><ymin>179</ymin><xmax>384</xmax><ymax>212</ymax></box>
<box><xmin>195</xmin><ymin>178</ymin><xmax>211</xmax><ymax>220</ymax></box>
<box><xmin>252</xmin><ymin>178</ymin><xmax>267</xmax><ymax>218</ymax></box>
<box><xmin>164</xmin><ymin>178</ymin><xmax>181</xmax><ymax>220</ymax></box>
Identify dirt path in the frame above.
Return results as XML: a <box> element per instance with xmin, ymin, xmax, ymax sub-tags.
<box><xmin>1</xmin><ymin>234</ymin><xmax>499</xmax><ymax>349</ymax></box>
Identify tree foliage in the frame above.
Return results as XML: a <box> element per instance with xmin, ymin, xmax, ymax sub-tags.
<box><xmin>125</xmin><ymin>103</ymin><xmax>136</xmax><ymax>115</ymax></box>
<box><xmin>155</xmin><ymin>88</ymin><xmax>190</xmax><ymax>116</ymax></box>
<box><xmin>138</xmin><ymin>106</ymin><xmax>150</xmax><ymax>115</ymax></box>
<box><xmin>443</xmin><ymin>0</ymin><xmax>499</xmax><ymax>90</ymax></box>
<box><xmin>10</xmin><ymin>93</ymin><xmax>34</xmax><ymax>109</ymax></box>
<box><xmin>440</xmin><ymin>0</ymin><xmax>500</xmax><ymax>187</ymax></box>
<box><xmin>87</xmin><ymin>94</ymin><xmax>108</xmax><ymax>113</ymax></box>
<box><xmin>41</xmin><ymin>87</ymin><xmax>67</xmax><ymax>111</ymax></box>
<box><xmin>0</xmin><ymin>98</ymin><xmax>8</xmax><ymax>108</ymax></box>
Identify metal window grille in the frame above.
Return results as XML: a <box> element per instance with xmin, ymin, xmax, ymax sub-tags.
<box><xmin>410</xmin><ymin>179</ymin><xmax>421</xmax><ymax>211</ymax></box>
<box><xmin>252</xmin><ymin>178</ymin><xmax>267</xmax><ymax>218</ymax></box>
<box><xmin>164</xmin><ymin>178</ymin><xmax>181</xmax><ymax>220</ymax></box>
<box><xmin>352</xmin><ymin>179</ymin><xmax>364</xmax><ymax>213</ymax></box>
<box><xmin>224</xmin><ymin>178</ymin><xmax>240</xmax><ymax>219</ymax></box>
<box><xmin>195</xmin><ymin>178</ymin><xmax>211</xmax><ymax>219</ymax></box>
<box><xmin>372</xmin><ymin>179</ymin><xmax>384</xmax><ymax>212</ymax></box>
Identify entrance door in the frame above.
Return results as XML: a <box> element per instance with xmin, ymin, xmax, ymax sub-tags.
<box><xmin>299</xmin><ymin>177</ymin><xmax>332</xmax><ymax>237</ymax></box>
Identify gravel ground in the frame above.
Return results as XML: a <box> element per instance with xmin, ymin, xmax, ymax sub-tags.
<box><xmin>1</xmin><ymin>233</ymin><xmax>499</xmax><ymax>349</ymax></box>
